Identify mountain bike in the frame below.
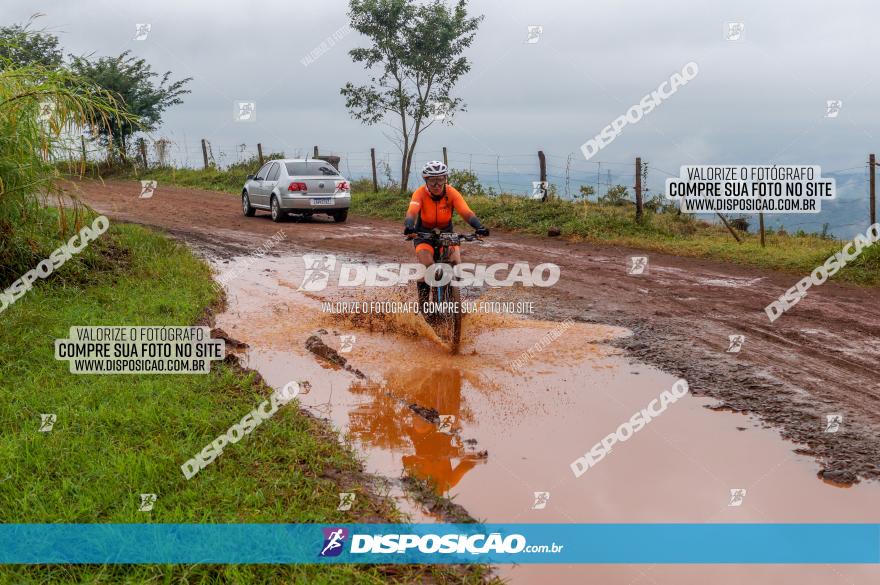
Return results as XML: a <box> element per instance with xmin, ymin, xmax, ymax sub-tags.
<box><xmin>409</xmin><ymin>229</ymin><xmax>481</xmax><ymax>353</ymax></box>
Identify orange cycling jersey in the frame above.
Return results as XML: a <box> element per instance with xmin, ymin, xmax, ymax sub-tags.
<box><xmin>405</xmin><ymin>185</ymin><xmax>476</xmax><ymax>231</ymax></box>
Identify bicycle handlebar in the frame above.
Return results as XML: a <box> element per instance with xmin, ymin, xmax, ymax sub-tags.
<box><xmin>405</xmin><ymin>230</ymin><xmax>483</xmax><ymax>243</ymax></box>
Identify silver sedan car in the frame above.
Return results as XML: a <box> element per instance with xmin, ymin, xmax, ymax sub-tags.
<box><xmin>241</xmin><ymin>158</ymin><xmax>351</xmax><ymax>223</ymax></box>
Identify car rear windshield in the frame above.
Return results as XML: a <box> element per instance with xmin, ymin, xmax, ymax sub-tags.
<box><xmin>285</xmin><ymin>162</ymin><xmax>340</xmax><ymax>176</ymax></box>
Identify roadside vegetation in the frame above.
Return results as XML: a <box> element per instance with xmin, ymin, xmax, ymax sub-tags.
<box><xmin>0</xmin><ymin>22</ymin><xmax>492</xmax><ymax>584</ymax></box>
<box><xmin>118</xmin><ymin>163</ymin><xmax>880</xmax><ymax>286</ymax></box>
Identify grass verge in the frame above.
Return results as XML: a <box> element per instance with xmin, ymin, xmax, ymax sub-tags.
<box><xmin>0</xmin><ymin>216</ymin><xmax>493</xmax><ymax>584</ymax></box>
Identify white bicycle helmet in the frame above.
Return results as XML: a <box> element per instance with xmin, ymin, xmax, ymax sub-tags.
<box><xmin>421</xmin><ymin>160</ymin><xmax>448</xmax><ymax>177</ymax></box>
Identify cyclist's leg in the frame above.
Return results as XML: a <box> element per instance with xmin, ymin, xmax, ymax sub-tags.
<box><xmin>414</xmin><ymin>241</ymin><xmax>434</xmax><ymax>308</ymax></box>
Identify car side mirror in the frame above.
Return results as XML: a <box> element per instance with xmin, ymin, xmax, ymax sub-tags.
<box><xmin>246</xmin><ymin>174</ymin><xmax>255</xmax><ymax>180</ymax></box>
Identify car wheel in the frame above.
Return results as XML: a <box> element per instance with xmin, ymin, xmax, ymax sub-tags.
<box><xmin>332</xmin><ymin>209</ymin><xmax>348</xmax><ymax>223</ymax></box>
<box><xmin>270</xmin><ymin>196</ymin><xmax>285</xmax><ymax>222</ymax></box>
<box><xmin>242</xmin><ymin>192</ymin><xmax>255</xmax><ymax>217</ymax></box>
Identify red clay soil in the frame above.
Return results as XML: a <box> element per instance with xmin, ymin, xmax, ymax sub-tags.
<box><xmin>66</xmin><ymin>178</ymin><xmax>880</xmax><ymax>484</ymax></box>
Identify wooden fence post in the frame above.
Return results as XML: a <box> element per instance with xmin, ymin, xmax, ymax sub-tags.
<box><xmin>257</xmin><ymin>143</ymin><xmax>264</xmax><ymax>166</ymax></box>
<box><xmin>870</xmin><ymin>153</ymin><xmax>876</xmax><ymax>226</ymax></box>
<box><xmin>442</xmin><ymin>146</ymin><xmax>448</xmax><ymax>167</ymax></box>
<box><xmin>759</xmin><ymin>213</ymin><xmax>765</xmax><ymax>247</ymax></box>
<box><xmin>635</xmin><ymin>157</ymin><xmax>643</xmax><ymax>221</ymax></box>
<box><xmin>716</xmin><ymin>213</ymin><xmax>742</xmax><ymax>243</ymax></box>
<box><xmin>538</xmin><ymin>150</ymin><xmax>547</xmax><ymax>201</ymax></box>
<box><xmin>370</xmin><ymin>148</ymin><xmax>378</xmax><ymax>192</ymax></box>
<box><xmin>138</xmin><ymin>138</ymin><xmax>148</xmax><ymax>169</ymax></box>
<box><xmin>201</xmin><ymin>139</ymin><xmax>209</xmax><ymax>169</ymax></box>
<box><xmin>313</xmin><ymin>145</ymin><xmax>319</xmax><ymax>158</ymax></box>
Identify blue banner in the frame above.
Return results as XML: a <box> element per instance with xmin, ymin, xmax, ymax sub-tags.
<box><xmin>1</xmin><ymin>524</ymin><xmax>878</xmax><ymax>564</ymax></box>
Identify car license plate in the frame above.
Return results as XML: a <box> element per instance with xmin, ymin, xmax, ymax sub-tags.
<box><xmin>311</xmin><ymin>197</ymin><xmax>333</xmax><ymax>205</ymax></box>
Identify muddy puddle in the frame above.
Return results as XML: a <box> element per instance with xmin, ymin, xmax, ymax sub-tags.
<box><xmin>212</xmin><ymin>252</ymin><xmax>880</xmax><ymax>584</ymax></box>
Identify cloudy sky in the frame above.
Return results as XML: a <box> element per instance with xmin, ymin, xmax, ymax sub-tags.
<box><xmin>9</xmin><ymin>0</ymin><xmax>880</xmax><ymax>196</ymax></box>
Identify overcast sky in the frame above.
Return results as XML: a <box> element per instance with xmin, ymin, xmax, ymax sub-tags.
<box><xmin>9</xmin><ymin>0</ymin><xmax>880</xmax><ymax>193</ymax></box>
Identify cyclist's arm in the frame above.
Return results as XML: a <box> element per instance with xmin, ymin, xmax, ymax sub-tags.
<box><xmin>404</xmin><ymin>191</ymin><xmax>422</xmax><ymax>232</ymax></box>
<box><xmin>449</xmin><ymin>188</ymin><xmax>486</xmax><ymax>231</ymax></box>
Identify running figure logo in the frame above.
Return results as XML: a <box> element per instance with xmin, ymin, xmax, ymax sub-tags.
<box><xmin>139</xmin><ymin>180</ymin><xmax>157</xmax><ymax>199</ymax></box>
<box><xmin>526</xmin><ymin>25</ymin><xmax>543</xmax><ymax>44</ymax></box>
<box><xmin>337</xmin><ymin>492</ymin><xmax>355</xmax><ymax>511</ymax></box>
<box><xmin>39</xmin><ymin>413</ymin><xmax>56</xmax><ymax>432</ymax></box>
<box><xmin>825</xmin><ymin>414</ymin><xmax>842</xmax><ymax>433</ymax></box>
<box><xmin>299</xmin><ymin>254</ymin><xmax>337</xmax><ymax>291</ymax></box>
<box><xmin>627</xmin><ymin>256</ymin><xmax>648</xmax><ymax>275</ymax></box>
<box><xmin>825</xmin><ymin>100</ymin><xmax>842</xmax><ymax>118</ymax></box>
<box><xmin>138</xmin><ymin>493</ymin><xmax>157</xmax><ymax>512</ymax></box>
<box><xmin>134</xmin><ymin>23</ymin><xmax>151</xmax><ymax>40</ymax></box>
<box><xmin>726</xmin><ymin>334</ymin><xmax>745</xmax><ymax>353</ymax></box>
<box><xmin>725</xmin><ymin>22</ymin><xmax>744</xmax><ymax>41</ymax></box>
<box><xmin>532</xmin><ymin>491</ymin><xmax>550</xmax><ymax>510</ymax></box>
<box><xmin>728</xmin><ymin>488</ymin><xmax>746</xmax><ymax>507</ymax></box>
<box><xmin>319</xmin><ymin>527</ymin><xmax>349</xmax><ymax>557</ymax></box>
<box><xmin>437</xmin><ymin>414</ymin><xmax>456</xmax><ymax>435</ymax></box>
<box><xmin>339</xmin><ymin>335</ymin><xmax>356</xmax><ymax>353</ymax></box>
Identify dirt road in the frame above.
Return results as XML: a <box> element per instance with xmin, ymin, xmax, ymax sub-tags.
<box><xmin>67</xmin><ymin>178</ymin><xmax>880</xmax><ymax>485</ymax></box>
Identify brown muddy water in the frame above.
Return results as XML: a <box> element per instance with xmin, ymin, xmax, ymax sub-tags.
<box><xmin>212</xmin><ymin>252</ymin><xmax>880</xmax><ymax>585</ymax></box>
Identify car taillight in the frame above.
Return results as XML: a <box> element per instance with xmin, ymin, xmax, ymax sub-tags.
<box><xmin>336</xmin><ymin>181</ymin><xmax>350</xmax><ymax>192</ymax></box>
<box><xmin>287</xmin><ymin>182</ymin><xmax>307</xmax><ymax>192</ymax></box>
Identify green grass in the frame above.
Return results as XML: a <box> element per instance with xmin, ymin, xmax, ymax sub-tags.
<box><xmin>103</xmin><ymin>165</ymin><xmax>880</xmax><ymax>286</ymax></box>
<box><xmin>0</xmin><ymin>219</ymin><xmax>491</xmax><ymax>584</ymax></box>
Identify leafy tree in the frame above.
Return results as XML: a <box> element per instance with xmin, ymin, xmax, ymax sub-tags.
<box><xmin>68</xmin><ymin>51</ymin><xmax>191</xmax><ymax>160</ymax></box>
<box><xmin>0</xmin><ymin>18</ymin><xmax>63</xmax><ymax>69</ymax></box>
<box><xmin>599</xmin><ymin>184</ymin><xmax>632</xmax><ymax>206</ymax></box>
<box><xmin>578</xmin><ymin>184</ymin><xmax>595</xmax><ymax>199</ymax></box>
<box><xmin>341</xmin><ymin>0</ymin><xmax>482</xmax><ymax>192</ymax></box>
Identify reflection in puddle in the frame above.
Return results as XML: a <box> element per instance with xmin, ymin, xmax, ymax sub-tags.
<box><xmin>212</xmin><ymin>252</ymin><xmax>880</xmax><ymax>585</ymax></box>
<box><xmin>348</xmin><ymin>368</ymin><xmax>487</xmax><ymax>495</ymax></box>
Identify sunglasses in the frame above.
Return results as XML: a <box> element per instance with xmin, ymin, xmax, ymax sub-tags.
<box><xmin>425</xmin><ymin>178</ymin><xmax>446</xmax><ymax>186</ymax></box>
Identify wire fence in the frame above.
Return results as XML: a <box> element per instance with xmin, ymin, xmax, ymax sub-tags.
<box><xmin>71</xmin><ymin>135</ymin><xmax>878</xmax><ymax>239</ymax></box>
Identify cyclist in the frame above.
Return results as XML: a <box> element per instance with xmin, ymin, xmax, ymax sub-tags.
<box><xmin>403</xmin><ymin>161</ymin><xmax>489</xmax><ymax>305</ymax></box>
